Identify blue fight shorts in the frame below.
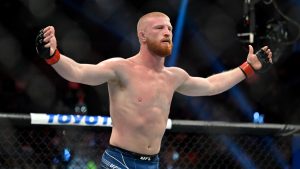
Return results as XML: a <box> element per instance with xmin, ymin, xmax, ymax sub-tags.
<box><xmin>100</xmin><ymin>144</ymin><xmax>160</xmax><ymax>169</ymax></box>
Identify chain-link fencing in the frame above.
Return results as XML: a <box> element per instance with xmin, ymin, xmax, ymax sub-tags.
<box><xmin>0</xmin><ymin>114</ymin><xmax>299</xmax><ymax>169</ymax></box>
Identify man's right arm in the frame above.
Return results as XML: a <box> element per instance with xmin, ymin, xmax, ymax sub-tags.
<box><xmin>52</xmin><ymin>55</ymin><xmax>120</xmax><ymax>86</ymax></box>
<box><xmin>36</xmin><ymin>26</ymin><xmax>119</xmax><ymax>86</ymax></box>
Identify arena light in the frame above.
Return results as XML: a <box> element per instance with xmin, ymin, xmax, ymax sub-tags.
<box><xmin>62</xmin><ymin>148</ymin><xmax>71</xmax><ymax>163</ymax></box>
<box><xmin>253</xmin><ymin>112</ymin><xmax>264</xmax><ymax>124</ymax></box>
<box><xmin>51</xmin><ymin>147</ymin><xmax>72</xmax><ymax>166</ymax></box>
<box><xmin>166</xmin><ymin>0</ymin><xmax>189</xmax><ymax>66</ymax></box>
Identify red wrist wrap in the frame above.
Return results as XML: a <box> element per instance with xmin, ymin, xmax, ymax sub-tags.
<box><xmin>239</xmin><ymin>61</ymin><xmax>255</xmax><ymax>78</ymax></box>
<box><xmin>46</xmin><ymin>49</ymin><xmax>60</xmax><ymax>65</ymax></box>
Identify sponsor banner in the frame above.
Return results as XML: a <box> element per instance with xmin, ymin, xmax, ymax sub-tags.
<box><xmin>30</xmin><ymin>113</ymin><xmax>112</xmax><ymax>127</ymax></box>
<box><xmin>30</xmin><ymin>113</ymin><xmax>172</xmax><ymax>129</ymax></box>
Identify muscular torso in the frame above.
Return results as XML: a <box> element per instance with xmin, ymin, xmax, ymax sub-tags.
<box><xmin>107</xmin><ymin>58</ymin><xmax>181</xmax><ymax>155</ymax></box>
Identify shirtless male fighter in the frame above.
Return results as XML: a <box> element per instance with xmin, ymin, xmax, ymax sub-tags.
<box><xmin>36</xmin><ymin>12</ymin><xmax>272</xmax><ymax>169</ymax></box>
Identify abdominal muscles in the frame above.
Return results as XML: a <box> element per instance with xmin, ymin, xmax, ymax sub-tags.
<box><xmin>109</xmin><ymin>89</ymin><xmax>172</xmax><ymax>154</ymax></box>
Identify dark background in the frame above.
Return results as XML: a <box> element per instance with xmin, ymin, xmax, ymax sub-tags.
<box><xmin>0</xmin><ymin>0</ymin><xmax>299</xmax><ymax>124</ymax></box>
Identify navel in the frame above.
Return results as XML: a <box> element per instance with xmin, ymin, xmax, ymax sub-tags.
<box><xmin>138</xmin><ymin>97</ymin><xmax>143</xmax><ymax>102</ymax></box>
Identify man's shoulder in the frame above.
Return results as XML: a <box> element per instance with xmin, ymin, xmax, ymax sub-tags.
<box><xmin>100</xmin><ymin>57</ymin><xmax>137</xmax><ymax>72</ymax></box>
<box><xmin>104</xmin><ymin>57</ymin><xmax>127</xmax><ymax>63</ymax></box>
<box><xmin>99</xmin><ymin>57</ymin><xmax>129</xmax><ymax>66</ymax></box>
<box><xmin>165</xmin><ymin>66</ymin><xmax>188</xmax><ymax>75</ymax></box>
<box><xmin>164</xmin><ymin>67</ymin><xmax>189</xmax><ymax>81</ymax></box>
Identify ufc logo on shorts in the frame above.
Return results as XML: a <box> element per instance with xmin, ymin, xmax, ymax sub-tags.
<box><xmin>140</xmin><ymin>156</ymin><xmax>151</xmax><ymax>161</ymax></box>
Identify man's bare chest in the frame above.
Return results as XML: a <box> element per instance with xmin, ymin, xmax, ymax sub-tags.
<box><xmin>119</xmin><ymin>67</ymin><xmax>176</xmax><ymax>104</ymax></box>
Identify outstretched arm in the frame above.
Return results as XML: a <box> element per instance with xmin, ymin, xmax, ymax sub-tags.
<box><xmin>38</xmin><ymin>26</ymin><xmax>119</xmax><ymax>86</ymax></box>
<box><xmin>52</xmin><ymin>55</ymin><xmax>119</xmax><ymax>86</ymax></box>
<box><xmin>176</xmin><ymin>67</ymin><xmax>245</xmax><ymax>96</ymax></box>
<box><xmin>176</xmin><ymin>45</ymin><xmax>273</xmax><ymax>96</ymax></box>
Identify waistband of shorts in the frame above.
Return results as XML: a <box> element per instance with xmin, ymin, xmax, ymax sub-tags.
<box><xmin>108</xmin><ymin>144</ymin><xmax>158</xmax><ymax>161</ymax></box>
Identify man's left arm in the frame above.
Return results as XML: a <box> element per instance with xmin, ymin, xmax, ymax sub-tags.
<box><xmin>176</xmin><ymin>45</ymin><xmax>273</xmax><ymax>96</ymax></box>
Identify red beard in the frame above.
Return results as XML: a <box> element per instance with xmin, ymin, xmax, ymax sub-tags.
<box><xmin>146</xmin><ymin>38</ymin><xmax>173</xmax><ymax>57</ymax></box>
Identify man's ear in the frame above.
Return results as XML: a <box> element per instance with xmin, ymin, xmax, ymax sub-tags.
<box><xmin>139</xmin><ymin>31</ymin><xmax>146</xmax><ymax>42</ymax></box>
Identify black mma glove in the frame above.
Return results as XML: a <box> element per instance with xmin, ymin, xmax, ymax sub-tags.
<box><xmin>35</xmin><ymin>29</ymin><xmax>60</xmax><ymax>65</ymax></box>
<box><xmin>255</xmin><ymin>49</ymin><xmax>272</xmax><ymax>73</ymax></box>
<box><xmin>239</xmin><ymin>48</ymin><xmax>272</xmax><ymax>78</ymax></box>
<box><xmin>35</xmin><ymin>29</ymin><xmax>50</xmax><ymax>59</ymax></box>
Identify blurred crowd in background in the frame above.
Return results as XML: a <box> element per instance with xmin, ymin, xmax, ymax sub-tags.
<box><xmin>0</xmin><ymin>0</ymin><xmax>300</xmax><ymax>124</ymax></box>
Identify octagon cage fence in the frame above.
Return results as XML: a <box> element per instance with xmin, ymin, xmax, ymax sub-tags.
<box><xmin>0</xmin><ymin>113</ymin><xmax>300</xmax><ymax>169</ymax></box>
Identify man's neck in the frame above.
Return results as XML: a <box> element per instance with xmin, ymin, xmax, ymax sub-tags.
<box><xmin>133</xmin><ymin>49</ymin><xmax>166</xmax><ymax>71</ymax></box>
